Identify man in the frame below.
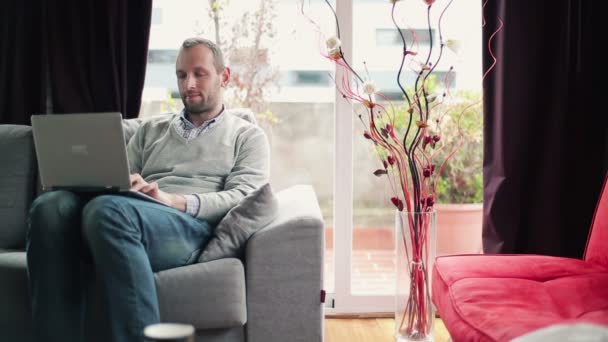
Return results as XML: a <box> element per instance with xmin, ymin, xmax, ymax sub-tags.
<box><xmin>26</xmin><ymin>37</ymin><xmax>270</xmax><ymax>342</ymax></box>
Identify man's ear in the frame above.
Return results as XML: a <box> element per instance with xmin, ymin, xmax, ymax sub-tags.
<box><xmin>221</xmin><ymin>67</ymin><xmax>231</xmax><ymax>87</ymax></box>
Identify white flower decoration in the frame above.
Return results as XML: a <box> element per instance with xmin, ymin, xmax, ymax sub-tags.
<box><xmin>362</xmin><ymin>81</ymin><xmax>379</xmax><ymax>95</ymax></box>
<box><xmin>446</xmin><ymin>39</ymin><xmax>461</xmax><ymax>54</ymax></box>
<box><xmin>326</xmin><ymin>36</ymin><xmax>341</xmax><ymax>51</ymax></box>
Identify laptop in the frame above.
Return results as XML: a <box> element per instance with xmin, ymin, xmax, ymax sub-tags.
<box><xmin>30</xmin><ymin>112</ymin><xmax>167</xmax><ymax>206</ymax></box>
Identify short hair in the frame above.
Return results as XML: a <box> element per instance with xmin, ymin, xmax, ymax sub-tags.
<box><xmin>180</xmin><ymin>37</ymin><xmax>225</xmax><ymax>72</ymax></box>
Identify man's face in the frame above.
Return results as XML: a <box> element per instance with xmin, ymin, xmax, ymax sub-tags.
<box><xmin>175</xmin><ymin>45</ymin><xmax>229</xmax><ymax>115</ymax></box>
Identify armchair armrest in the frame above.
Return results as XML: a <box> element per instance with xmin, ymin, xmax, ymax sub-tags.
<box><xmin>245</xmin><ymin>185</ymin><xmax>324</xmax><ymax>342</ymax></box>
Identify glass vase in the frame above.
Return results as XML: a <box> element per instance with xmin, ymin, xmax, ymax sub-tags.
<box><xmin>395</xmin><ymin>210</ymin><xmax>436</xmax><ymax>342</ymax></box>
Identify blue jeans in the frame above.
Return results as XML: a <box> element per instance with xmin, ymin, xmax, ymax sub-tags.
<box><xmin>26</xmin><ymin>191</ymin><xmax>212</xmax><ymax>342</ymax></box>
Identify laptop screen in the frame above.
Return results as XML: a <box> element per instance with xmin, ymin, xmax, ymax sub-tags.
<box><xmin>31</xmin><ymin>113</ymin><xmax>132</xmax><ymax>191</ymax></box>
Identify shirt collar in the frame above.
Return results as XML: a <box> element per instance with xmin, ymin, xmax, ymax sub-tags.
<box><xmin>179</xmin><ymin>105</ymin><xmax>225</xmax><ymax>129</ymax></box>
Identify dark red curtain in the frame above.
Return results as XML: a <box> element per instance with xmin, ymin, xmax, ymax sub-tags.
<box><xmin>0</xmin><ymin>0</ymin><xmax>152</xmax><ymax>124</ymax></box>
<box><xmin>0</xmin><ymin>0</ymin><xmax>47</xmax><ymax>125</ymax></box>
<box><xmin>47</xmin><ymin>0</ymin><xmax>152</xmax><ymax>118</ymax></box>
<box><xmin>482</xmin><ymin>0</ymin><xmax>608</xmax><ymax>257</ymax></box>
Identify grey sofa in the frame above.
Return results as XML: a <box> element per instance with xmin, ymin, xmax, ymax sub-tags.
<box><xmin>0</xmin><ymin>123</ymin><xmax>325</xmax><ymax>342</ymax></box>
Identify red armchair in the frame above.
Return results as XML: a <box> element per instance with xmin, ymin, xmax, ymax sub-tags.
<box><xmin>432</xmin><ymin>175</ymin><xmax>608</xmax><ymax>341</ymax></box>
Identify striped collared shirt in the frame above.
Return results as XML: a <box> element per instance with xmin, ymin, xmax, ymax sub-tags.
<box><xmin>174</xmin><ymin>107</ymin><xmax>225</xmax><ymax>142</ymax></box>
<box><xmin>174</xmin><ymin>107</ymin><xmax>225</xmax><ymax>217</ymax></box>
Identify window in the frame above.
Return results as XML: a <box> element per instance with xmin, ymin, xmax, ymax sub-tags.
<box><xmin>148</xmin><ymin>50</ymin><xmax>178</xmax><ymax>64</ymax></box>
<box><xmin>142</xmin><ymin>0</ymin><xmax>337</xmax><ymax>294</ymax></box>
<box><xmin>366</xmin><ymin>71</ymin><xmax>456</xmax><ymax>100</ymax></box>
<box><xmin>349</xmin><ymin>0</ymin><xmax>483</xmax><ymax>306</ymax></box>
<box><xmin>294</xmin><ymin>71</ymin><xmax>331</xmax><ymax>86</ymax></box>
<box><xmin>142</xmin><ymin>0</ymin><xmax>482</xmax><ymax>313</ymax></box>
<box><xmin>151</xmin><ymin>8</ymin><xmax>163</xmax><ymax>25</ymax></box>
<box><xmin>376</xmin><ymin>28</ymin><xmax>435</xmax><ymax>46</ymax></box>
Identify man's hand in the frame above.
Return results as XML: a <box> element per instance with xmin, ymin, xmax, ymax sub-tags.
<box><xmin>129</xmin><ymin>173</ymin><xmax>187</xmax><ymax>212</ymax></box>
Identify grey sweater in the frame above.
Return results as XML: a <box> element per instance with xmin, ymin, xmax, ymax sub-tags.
<box><xmin>126</xmin><ymin>112</ymin><xmax>270</xmax><ymax>223</ymax></box>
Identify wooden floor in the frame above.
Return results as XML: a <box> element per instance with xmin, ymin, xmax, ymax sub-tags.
<box><xmin>325</xmin><ymin>318</ymin><xmax>450</xmax><ymax>342</ymax></box>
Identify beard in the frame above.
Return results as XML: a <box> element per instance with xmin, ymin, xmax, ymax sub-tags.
<box><xmin>181</xmin><ymin>94</ymin><xmax>217</xmax><ymax>115</ymax></box>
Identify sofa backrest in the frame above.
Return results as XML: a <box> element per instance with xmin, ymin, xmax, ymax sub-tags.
<box><xmin>0</xmin><ymin>125</ymin><xmax>37</xmax><ymax>250</ymax></box>
<box><xmin>584</xmin><ymin>173</ymin><xmax>608</xmax><ymax>267</ymax></box>
<box><xmin>0</xmin><ymin>108</ymin><xmax>257</xmax><ymax>250</ymax></box>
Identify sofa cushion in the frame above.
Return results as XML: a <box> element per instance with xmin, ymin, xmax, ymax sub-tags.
<box><xmin>154</xmin><ymin>258</ymin><xmax>246</xmax><ymax>329</ymax></box>
<box><xmin>122</xmin><ymin>119</ymin><xmax>143</xmax><ymax>144</ymax></box>
<box><xmin>0</xmin><ymin>125</ymin><xmax>37</xmax><ymax>249</ymax></box>
<box><xmin>0</xmin><ymin>251</ymin><xmax>33</xmax><ymax>341</ymax></box>
<box><xmin>432</xmin><ymin>254</ymin><xmax>608</xmax><ymax>341</ymax></box>
<box><xmin>198</xmin><ymin>183</ymin><xmax>278</xmax><ymax>262</ymax></box>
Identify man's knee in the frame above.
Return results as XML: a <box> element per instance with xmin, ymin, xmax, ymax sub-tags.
<box><xmin>82</xmin><ymin>195</ymin><xmax>135</xmax><ymax>243</ymax></box>
<box><xmin>28</xmin><ymin>191</ymin><xmax>81</xmax><ymax>237</ymax></box>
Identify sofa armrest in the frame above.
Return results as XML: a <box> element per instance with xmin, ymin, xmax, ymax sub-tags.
<box><xmin>245</xmin><ymin>185</ymin><xmax>324</xmax><ymax>342</ymax></box>
<box><xmin>0</xmin><ymin>125</ymin><xmax>37</xmax><ymax>250</ymax></box>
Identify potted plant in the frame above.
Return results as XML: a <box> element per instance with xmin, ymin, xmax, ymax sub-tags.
<box><xmin>386</xmin><ymin>87</ymin><xmax>484</xmax><ymax>256</ymax></box>
<box><xmin>433</xmin><ymin>90</ymin><xmax>484</xmax><ymax>256</ymax></box>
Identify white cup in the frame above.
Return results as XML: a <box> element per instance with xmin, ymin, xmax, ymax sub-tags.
<box><xmin>143</xmin><ymin>323</ymin><xmax>195</xmax><ymax>342</ymax></box>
